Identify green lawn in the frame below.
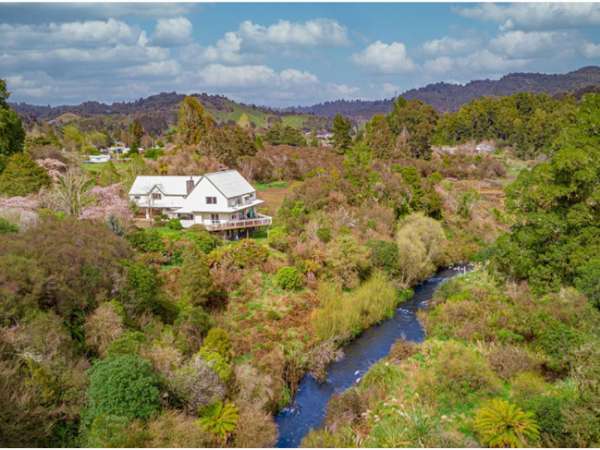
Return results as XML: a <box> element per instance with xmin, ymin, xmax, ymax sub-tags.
<box><xmin>255</xmin><ymin>180</ymin><xmax>289</xmax><ymax>191</ymax></box>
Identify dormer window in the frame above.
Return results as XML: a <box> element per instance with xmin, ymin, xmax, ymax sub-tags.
<box><xmin>151</xmin><ymin>193</ymin><xmax>161</xmax><ymax>200</ymax></box>
<box><xmin>206</xmin><ymin>196</ymin><xmax>217</xmax><ymax>204</ymax></box>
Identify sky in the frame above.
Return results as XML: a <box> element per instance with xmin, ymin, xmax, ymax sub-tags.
<box><xmin>1</xmin><ymin>2</ymin><xmax>600</xmax><ymax>107</ymax></box>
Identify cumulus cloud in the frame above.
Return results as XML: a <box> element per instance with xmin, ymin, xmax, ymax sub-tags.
<box><xmin>490</xmin><ymin>30</ymin><xmax>573</xmax><ymax>58</ymax></box>
<box><xmin>238</xmin><ymin>18</ymin><xmax>349</xmax><ymax>47</ymax></box>
<box><xmin>582</xmin><ymin>41</ymin><xmax>600</xmax><ymax>59</ymax></box>
<box><xmin>0</xmin><ymin>18</ymin><xmax>139</xmax><ymax>49</ymax></box>
<box><xmin>423</xmin><ymin>49</ymin><xmax>529</xmax><ymax>77</ymax></box>
<box><xmin>422</xmin><ymin>37</ymin><xmax>474</xmax><ymax>56</ymax></box>
<box><xmin>152</xmin><ymin>17</ymin><xmax>192</xmax><ymax>46</ymax></box>
<box><xmin>458</xmin><ymin>3</ymin><xmax>600</xmax><ymax>31</ymax></box>
<box><xmin>352</xmin><ymin>41</ymin><xmax>416</xmax><ymax>74</ymax></box>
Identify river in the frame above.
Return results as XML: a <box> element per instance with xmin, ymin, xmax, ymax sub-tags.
<box><xmin>275</xmin><ymin>266</ymin><xmax>466</xmax><ymax>448</ymax></box>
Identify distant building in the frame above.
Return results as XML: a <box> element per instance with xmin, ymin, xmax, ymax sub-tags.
<box><xmin>88</xmin><ymin>154</ymin><xmax>110</xmax><ymax>163</ymax></box>
<box><xmin>128</xmin><ymin>170</ymin><xmax>272</xmax><ymax>238</ymax></box>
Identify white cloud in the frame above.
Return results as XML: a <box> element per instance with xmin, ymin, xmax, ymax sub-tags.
<box><xmin>423</xmin><ymin>49</ymin><xmax>529</xmax><ymax>77</ymax></box>
<box><xmin>152</xmin><ymin>17</ymin><xmax>192</xmax><ymax>46</ymax></box>
<box><xmin>582</xmin><ymin>42</ymin><xmax>600</xmax><ymax>59</ymax></box>
<box><xmin>119</xmin><ymin>60</ymin><xmax>181</xmax><ymax>78</ymax></box>
<box><xmin>352</xmin><ymin>41</ymin><xmax>416</xmax><ymax>74</ymax></box>
<box><xmin>238</xmin><ymin>18</ymin><xmax>348</xmax><ymax>48</ymax></box>
<box><xmin>490</xmin><ymin>30</ymin><xmax>572</xmax><ymax>58</ymax></box>
<box><xmin>0</xmin><ymin>18</ymin><xmax>139</xmax><ymax>49</ymax></box>
<box><xmin>194</xmin><ymin>64</ymin><xmax>319</xmax><ymax>90</ymax></box>
<box><xmin>422</xmin><ymin>37</ymin><xmax>474</xmax><ymax>56</ymax></box>
<box><xmin>279</xmin><ymin>69</ymin><xmax>319</xmax><ymax>86</ymax></box>
<box><xmin>381</xmin><ymin>82</ymin><xmax>399</xmax><ymax>97</ymax></box>
<box><xmin>202</xmin><ymin>32</ymin><xmax>245</xmax><ymax>64</ymax></box>
<box><xmin>458</xmin><ymin>3</ymin><xmax>600</xmax><ymax>31</ymax></box>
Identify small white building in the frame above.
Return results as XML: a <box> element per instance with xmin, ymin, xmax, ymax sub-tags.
<box><xmin>128</xmin><ymin>170</ymin><xmax>272</xmax><ymax>237</ymax></box>
<box><xmin>88</xmin><ymin>154</ymin><xmax>111</xmax><ymax>163</ymax></box>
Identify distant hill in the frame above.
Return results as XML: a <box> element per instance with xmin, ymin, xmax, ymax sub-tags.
<box><xmin>11</xmin><ymin>92</ymin><xmax>328</xmax><ymax>134</ymax></box>
<box><xmin>288</xmin><ymin>66</ymin><xmax>600</xmax><ymax>121</ymax></box>
<box><xmin>11</xmin><ymin>66</ymin><xmax>600</xmax><ymax>131</ymax></box>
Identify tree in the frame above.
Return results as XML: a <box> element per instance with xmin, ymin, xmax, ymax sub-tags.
<box><xmin>129</xmin><ymin>119</ymin><xmax>144</xmax><ymax>152</ymax></box>
<box><xmin>0</xmin><ymin>79</ymin><xmax>25</xmax><ymax>157</ymax></box>
<box><xmin>176</xmin><ymin>96</ymin><xmax>214</xmax><ymax>146</ymax></box>
<box><xmin>0</xmin><ymin>153</ymin><xmax>51</xmax><ymax>196</ymax></box>
<box><xmin>387</xmin><ymin>97</ymin><xmax>438</xmax><ymax>159</ymax></box>
<box><xmin>264</xmin><ymin>123</ymin><xmax>306</xmax><ymax>147</ymax></box>
<box><xmin>492</xmin><ymin>93</ymin><xmax>600</xmax><ymax>298</ymax></box>
<box><xmin>180</xmin><ymin>248</ymin><xmax>214</xmax><ymax>305</ymax></box>
<box><xmin>201</xmin><ymin>124</ymin><xmax>257</xmax><ymax>166</ymax></box>
<box><xmin>332</xmin><ymin>114</ymin><xmax>352</xmax><ymax>153</ymax></box>
<box><xmin>364</xmin><ymin>114</ymin><xmax>395</xmax><ymax>158</ymax></box>
<box><xmin>83</xmin><ymin>354</ymin><xmax>161</xmax><ymax>428</ymax></box>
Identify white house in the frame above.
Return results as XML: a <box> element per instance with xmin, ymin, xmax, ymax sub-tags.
<box><xmin>88</xmin><ymin>154</ymin><xmax>111</xmax><ymax>163</ymax></box>
<box><xmin>128</xmin><ymin>170</ymin><xmax>272</xmax><ymax>237</ymax></box>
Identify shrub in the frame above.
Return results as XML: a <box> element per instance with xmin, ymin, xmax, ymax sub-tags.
<box><xmin>85</xmin><ymin>415</ymin><xmax>148</xmax><ymax>447</ymax></box>
<box><xmin>233</xmin><ymin>405</ymin><xmax>278</xmax><ymax>447</ymax></box>
<box><xmin>145</xmin><ymin>411</ymin><xmax>213</xmax><ymax>447</ymax></box>
<box><xmin>83</xmin><ymin>354</ymin><xmax>161</xmax><ymax>428</ymax></box>
<box><xmin>474</xmin><ymin>399</ymin><xmax>540</xmax><ymax>447</ymax></box>
<box><xmin>267</xmin><ymin>225</ymin><xmax>289</xmax><ymax>251</ymax></box>
<box><xmin>316</xmin><ymin>226</ymin><xmax>332</xmax><ymax>243</ymax></box>
<box><xmin>367</xmin><ymin>239</ymin><xmax>399</xmax><ymax>277</ymax></box>
<box><xmin>106</xmin><ymin>331</ymin><xmax>146</xmax><ymax>356</ymax></box>
<box><xmin>208</xmin><ymin>239</ymin><xmax>269</xmax><ymax>269</ymax></box>
<box><xmin>201</xmin><ymin>327</ymin><xmax>232</xmax><ymax>359</ymax></box>
<box><xmin>84</xmin><ymin>302</ymin><xmax>125</xmax><ymax>357</ymax></box>
<box><xmin>170</xmin><ymin>355</ymin><xmax>225</xmax><ymax>413</ymax></box>
<box><xmin>126</xmin><ymin>228</ymin><xmax>166</xmax><ymax>254</ymax></box>
<box><xmin>274</xmin><ymin>266</ymin><xmax>304</xmax><ymax>290</ymax></box>
<box><xmin>0</xmin><ymin>217</ymin><xmax>18</xmax><ymax>234</ymax></box>
<box><xmin>197</xmin><ymin>401</ymin><xmax>239</xmax><ymax>440</ymax></box>
<box><xmin>323</xmin><ymin>234</ymin><xmax>372</xmax><ymax>289</ymax></box>
<box><xmin>180</xmin><ymin>248</ymin><xmax>215</xmax><ymax>305</ymax></box>
<box><xmin>174</xmin><ymin>302</ymin><xmax>212</xmax><ymax>354</ymax></box>
<box><xmin>0</xmin><ymin>153</ymin><xmax>51</xmax><ymax>196</ymax></box>
<box><xmin>312</xmin><ymin>272</ymin><xmax>398</xmax><ymax>342</ymax></box>
<box><xmin>166</xmin><ymin>218</ymin><xmax>182</xmax><ymax>230</ymax></box>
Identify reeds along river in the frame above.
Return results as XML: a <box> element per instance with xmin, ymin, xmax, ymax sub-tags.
<box><xmin>275</xmin><ymin>266</ymin><xmax>469</xmax><ymax>448</ymax></box>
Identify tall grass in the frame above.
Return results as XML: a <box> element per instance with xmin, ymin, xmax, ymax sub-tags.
<box><xmin>312</xmin><ymin>271</ymin><xmax>400</xmax><ymax>342</ymax></box>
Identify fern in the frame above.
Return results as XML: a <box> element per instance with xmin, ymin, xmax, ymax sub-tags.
<box><xmin>474</xmin><ymin>398</ymin><xmax>540</xmax><ymax>448</ymax></box>
<box><xmin>197</xmin><ymin>401</ymin><xmax>239</xmax><ymax>440</ymax></box>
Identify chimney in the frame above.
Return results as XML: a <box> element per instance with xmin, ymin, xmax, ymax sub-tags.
<box><xmin>186</xmin><ymin>177</ymin><xmax>194</xmax><ymax>195</ymax></box>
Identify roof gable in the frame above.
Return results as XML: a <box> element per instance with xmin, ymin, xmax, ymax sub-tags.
<box><xmin>204</xmin><ymin>170</ymin><xmax>255</xmax><ymax>198</ymax></box>
<box><xmin>129</xmin><ymin>176</ymin><xmax>201</xmax><ymax>196</ymax></box>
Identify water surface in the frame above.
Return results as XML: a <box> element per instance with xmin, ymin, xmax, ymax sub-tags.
<box><xmin>275</xmin><ymin>267</ymin><xmax>465</xmax><ymax>448</ymax></box>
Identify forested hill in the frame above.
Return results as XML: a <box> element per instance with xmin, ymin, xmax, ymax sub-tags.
<box><xmin>289</xmin><ymin>66</ymin><xmax>600</xmax><ymax>119</ymax></box>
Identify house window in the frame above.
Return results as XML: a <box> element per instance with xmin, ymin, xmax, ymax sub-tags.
<box><xmin>210</xmin><ymin>214</ymin><xmax>219</xmax><ymax>223</ymax></box>
<box><xmin>134</xmin><ymin>195</ymin><xmax>140</xmax><ymax>200</ymax></box>
<box><xmin>206</xmin><ymin>196</ymin><xmax>217</xmax><ymax>204</ymax></box>
<box><xmin>151</xmin><ymin>193</ymin><xmax>161</xmax><ymax>200</ymax></box>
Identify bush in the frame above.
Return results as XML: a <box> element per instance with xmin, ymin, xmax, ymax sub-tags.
<box><xmin>84</xmin><ymin>302</ymin><xmax>125</xmax><ymax>357</ymax></box>
<box><xmin>274</xmin><ymin>266</ymin><xmax>304</xmax><ymax>290</ymax></box>
<box><xmin>0</xmin><ymin>217</ymin><xmax>18</xmax><ymax>234</ymax></box>
<box><xmin>180</xmin><ymin>248</ymin><xmax>215</xmax><ymax>305</ymax></box>
<box><xmin>145</xmin><ymin>411</ymin><xmax>212</xmax><ymax>447</ymax></box>
<box><xmin>85</xmin><ymin>415</ymin><xmax>148</xmax><ymax>447</ymax></box>
<box><xmin>267</xmin><ymin>225</ymin><xmax>288</xmax><ymax>251</ymax></box>
<box><xmin>0</xmin><ymin>153</ymin><xmax>51</xmax><ymax>196</ymax></box>
<box><xmin>323</xmin><ymin>234</ymin><xmax>372</xmax><ymax>289</ymax></box>
<box><xmin>166</xmin><ymin>218</ymin><xmax>182</xmax><ymax>230</ymax></box>
<box><xmin>312</xmin><ymin>272</ymin><xmax>398</xmax><ymax>342</ymax></box>
<box><xmin>126</xmin><ymin>228</ymin><xmax>166</xmax><ymax>254</ymax></box>
<box><xmin>83</xmin><ymin>354</ymin><xmax>161</xmax><ymax>428</ymax></box>
<box><xmin>170</xmin><ymin>355</ymin><xmax>225</xmax><ymax>413</ymax></box>
<box><xmin>208</xmin><ymin>239</ymin><xmax>269</xmax><ymax>269</ymax></box>
<box><xmin>316</xmin><ymin>226</ymin><xmax>332</xmax><ymax>243</ymax></box>
<box><xmin>106</xmin><ymin>331</ymin><xmax>146</xmax><ymax>356</ymax></box>
<box><xmin>367</xmin><ymin>239</ymin><xmax>399</xmax><ymax>277</ymax></box>
<box><xmin>474</xmin><ymin>399</ymin><xmax>540</xmax><ymax>447</ymax></box>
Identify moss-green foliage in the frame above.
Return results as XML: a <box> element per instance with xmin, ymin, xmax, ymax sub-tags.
<box><xmin>387</xmin><ymin>97</ymin><xmax>439</xmax><ymax>159</ymax></box>
<box><xmin>126</xmin><ymin>228</ymin><xmax>166</xmax><ymax>254</ymax></box>
<box><xmin>264</xmin><ymin>122</ymin><xmax>306</xmax><ymax>146</ymax></box>
<box><xmin>197</xmin><ymin>401</ymin><xmax>239</xmax><ymax>440</ymax></box>
<box><xmin>332</xmin><ymin>114</ymin><xmax>352</xmax><ymax>153</ymax></box>
<box><xmin>180</xmin><ymin>248</ymin><xmax>214</xmax><ymax>305</ymax></box>
<box><xmin>367</xmin><ymin>239</ymin><xmax>399</xmax><ymax>277</ymax></box>
<box><xmin>0</xmin><ymin>217</ymin><xmax>18</xmax><ymax>234</ymax></box>
<box><xmin>492</xmin><ymin>94</ymin><xmax>600</xmax><ymax>301</ymax></box>
<box><xmin>208</xmin><ymin>239</ymin><xmax>269</xmax><ymax>269</ymax></box>
<box><xmin>312</xmin><ymin>271</ymin><xmax>398</xmax><ymax>342</ymax></box>
<box><xmin>0</xmin><ymin>80</ymin><xmax>25</xmax><ymax>157</ymax></box>
<box><xmin>267</xmin><ymin>225</ymin><xmax>288</xmax><ymax>251</ymax></box>
<box><xmin>198</xmin><ymin>328</ymin><xmax>233</xmax><ymax>381</ymax></box>
<box><xmin>393</xmin><ymin>165</ymin><xmax>442</xmax><ymax>218</ymax></box>
<box><xmin>177</xmin><ymin>96</ymin><xmax>214</xmax><ymax>146</ymax></box>
<box><xmin>474</xmin><ymin>399</ymin><xmax>540</xmax><ymax>448</ymax></box>
<box><xmin>0</xmin><ymin>153</ymin><xmax>51</xmax><ymax>196</ymax></box>
<box><xmin>434</xmin><ymin>92</ymin><xmax>577</xmax><ymax>158</ymax></box>
<box><xmin>83</xmin><ymin>355</ymin><xmax>161</xmax><ymax>429</ymax></box>
<box><xmin>274</xmin><ymin>266</ymin><xmax>303</xmax><ymax>290</ymax></box>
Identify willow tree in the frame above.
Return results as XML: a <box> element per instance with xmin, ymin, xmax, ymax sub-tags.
<box><xmin>176</xmin><ymin>96</ymin><xmax>214</xmax><ymax>146</ymax></box>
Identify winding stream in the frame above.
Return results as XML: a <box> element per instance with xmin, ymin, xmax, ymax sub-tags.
<box><xmin>275</xmin><ymin>266</ymin><xmax>466</xmax><ymax>448</ymax></box>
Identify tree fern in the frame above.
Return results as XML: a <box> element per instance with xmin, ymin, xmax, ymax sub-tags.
<box><xmin>197</xmin><ymin>401</ymin><xmax>239</xmax><ymax>440</ymax></box>
<box><xmin>474</xmin><ymin>398</ymin><xmax>540</xmax><ymax>448</ymax></box>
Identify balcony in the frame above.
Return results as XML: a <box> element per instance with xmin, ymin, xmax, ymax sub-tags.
<box><xmin>203</xmin><ymin>214</ymin><xmax>272</xmax><ymax>231</ymax></box>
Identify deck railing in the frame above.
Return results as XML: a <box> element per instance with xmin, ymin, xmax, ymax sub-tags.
<box><xmin>203</xmin><ymin>214</ymin><xmax>272</xmax><ymax>231</ymax></box>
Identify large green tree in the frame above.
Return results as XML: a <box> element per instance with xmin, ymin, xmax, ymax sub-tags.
<box><xmin>0</xmin><ymin>79</ymin><xmax>25</xmax><ymax>157</ymax></box>
<box><xmin>492</xmin><ymin>93</ymin><xmax>600</xmax><ymax>305</ymax></box>
<box><xmin>387</xmin><ymin>97</ymin><xmax>438</xmax><ymax>159</ymax></box>
<box><xmin>0</xmin><ymin>153</ymin><xmax>51</xmax><ymax>196</ymax></box>
<box><xmin>176</xmin><ymin>96</ymin><xmax>214</xmax><ymax>146</ymax></box>
<box><xmin>332</xmin><ymin>114</ymin><xmax>352</xmax><ymax>153</ymax></box>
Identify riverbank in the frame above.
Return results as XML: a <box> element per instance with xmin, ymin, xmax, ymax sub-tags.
<box><xmin>275</xmin><ymin>267</ymin><xmax>467</xmax><ymax>447</ymax></box>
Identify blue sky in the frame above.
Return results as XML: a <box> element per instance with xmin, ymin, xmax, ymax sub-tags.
<box><xmin>1</xmin><ymin>3</ymin><xmax>599</xmax><ymax>106</ymax></box>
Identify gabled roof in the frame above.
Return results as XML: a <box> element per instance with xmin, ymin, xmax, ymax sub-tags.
<box><xmin>204</xmin><ymin>170</ymin><xmax>255</xmax><ymax>198</ymax></box>
<box><xmin>129</xmin><ymin>176</ymin><xmax>202</xmax><ymax>196</ymax></box>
